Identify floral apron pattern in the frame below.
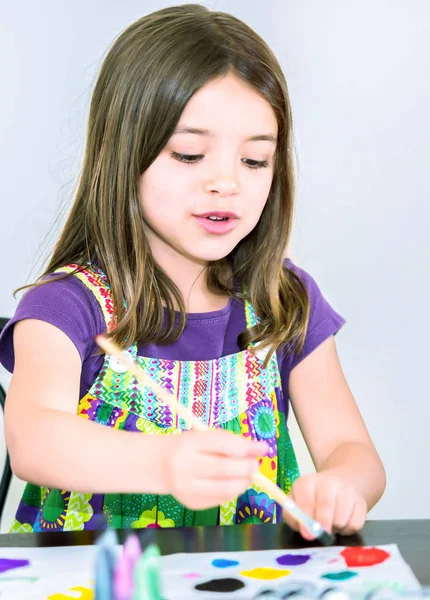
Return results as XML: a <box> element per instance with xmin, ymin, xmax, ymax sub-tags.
<box><xmin>11</xmin><ymin>265</ymin><xmax>300</xmax><ymax>532</ymax></box>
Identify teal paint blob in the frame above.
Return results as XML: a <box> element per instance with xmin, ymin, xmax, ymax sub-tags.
<box><xmin>212</xmin><ymin>558</ymin><xmax>240</xmax><ymax>568</ymax></box>
<box><xmin>321</xmin><ymin>571</ymin><xmax>358</xmax><ymax>581</ymax></box>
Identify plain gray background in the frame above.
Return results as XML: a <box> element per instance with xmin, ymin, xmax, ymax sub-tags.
<box><xmin>0</xmin><ymin>0</ymin><xmax>429</xmax><ymax>526</ymax></box>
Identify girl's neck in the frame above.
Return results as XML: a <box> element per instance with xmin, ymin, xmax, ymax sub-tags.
<box><xmin>151</xmin><ymin>244</ymin><xmax>229</xmax><ymax>313</ymax></box>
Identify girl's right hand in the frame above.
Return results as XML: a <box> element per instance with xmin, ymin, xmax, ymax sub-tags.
<box><xmin>163</xmin><ymin>429</ymin><xmax>268</xmax><ymax>510</ymax></box>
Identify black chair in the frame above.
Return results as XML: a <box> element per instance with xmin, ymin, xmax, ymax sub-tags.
<box><xmin>0</xmin><ymin>317</ymin><xmax>12</xmax><ymax>522</ymax></box>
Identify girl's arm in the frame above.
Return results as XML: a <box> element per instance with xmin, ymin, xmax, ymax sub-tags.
<box><xmin>6</xmin><ymin>319</ymin><xmax>173</xmax><ymax>494</ymax></box>
<box><xmin>286</xmin><ymin>336</ymin><xmax>386</xmax><ymax>537</ymax></box>
<box><xmin>5</xmin><ymin>319</ymin><xmax>263</xmax><ymax>505</ymax></box>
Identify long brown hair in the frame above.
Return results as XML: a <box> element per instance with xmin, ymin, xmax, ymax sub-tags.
<box><xmin>22</xmin><ymin>4</ymin><xmax>309</xmax><ymax>362</ymax></box>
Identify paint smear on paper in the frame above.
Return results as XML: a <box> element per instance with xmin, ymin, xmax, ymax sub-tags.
<box><xmin>0</xmin><ymin>576</ymin><xmax>38</xmax><ymax>582</ymax></box>
<box><xmin>0</xmin><ymin>558</ymin><xmax>30</xmax><ymax>574</ymax></box>
<box><xmin>240</xmin><ymin>567</ymin><xmax>291</xmax><ymax>580</ymax></box>
<box><xmin>276</xmin><ymin>553</ymin><xmax>311</xmax><ymax>566</ymax></box>
<box><xmin>361</xmin><ymin>581</ymin><xmax>406</xmax><ymax>593</ymax></box>
<box><xmin>321</xmin><ymin>571</ymin><xmax>358</xmax><ymax>581</ymax></box>
<box><xmin>212</xmin><ymin>558</ymin><xmax>240</xmax><ymax>568</ymax></box>
<box><xmin>341</xmin><ymin>547</ymin><xmax>390</xmax><ymax>568</ymax></box>
<box><xmin>47</xmin><ymin>586</ymin><xmax>93</xmax><ymax>600</ymax></box>
<box><xmin>195</xmin><ymin>578</ymin><xmax>245</xmax><ymax>593</ymax></box>
<box><xmin>184</xmin><ymin>572</ymin><xmax>201</xmax><ymax>579</ymax></box>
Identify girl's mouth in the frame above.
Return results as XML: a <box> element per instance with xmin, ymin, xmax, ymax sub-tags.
<box><xmin>193</xmin><ymin>212</ymin><xmax>239</xmax><ymax>234</ymax></box>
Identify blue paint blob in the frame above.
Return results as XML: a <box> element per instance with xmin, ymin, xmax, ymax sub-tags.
<box><xmin>212</xmin><ymin>558</ymin><xmax>240</xmax><ymax>569</ymax></box>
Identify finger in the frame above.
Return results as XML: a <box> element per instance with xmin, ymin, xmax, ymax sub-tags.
<box><xmin>289</xmin><ymin>477</ymin><xmax>318</xmax><ymax>540</ymax></box>
<box><xmin>314</xmin><ymin>479</ymin><xmax>339</xmax><ymax>537</ymax></box>
<box><xmin>245</xmin><ymin>441</ymin><xmax>270</xmax><ymax>458</ymax></box>
<box><xmin>186</xmin><ymin>477</ymin><xmax>251</xmax><ymax>507</ymax></box>
<box><xmin>200</xmin><ymin>430</ymin><xmax>268</xmax><ymax>458</ymax></box>
<box><xmin>193</xmin><ymin>454</ymin><xmax>258</xmax><ymax>480</ymax></box>
<box><xmin>338</xmin><ymin>496</ymin><xmax>367</xmax><ymax>535</ymax></box>
<box><xmin>332</xmin><ymin>486</ymin><xmax>355</xmax><ymax>532</ymax></box>
<box><xmin>281</xmin><ymin>507</ymin><xmax>300</xmax><ymax>533</ymax></box>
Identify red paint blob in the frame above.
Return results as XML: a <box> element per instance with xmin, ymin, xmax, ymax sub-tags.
<box><xmin>340</xmin><ymin>547</ymin><xmax>390</xmax><ymax>567</ymax></box>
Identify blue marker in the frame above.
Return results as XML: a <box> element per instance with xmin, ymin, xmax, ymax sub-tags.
<box><xmin>94</xmin><ymin>529</ymin><xmax>118</xmax><ymax>600</ymax></box>
<box><xmin>94</xmin><ymin>546</ymin><xmax>116</xmax><ymax>600</ymax></box>
<box><xmin>97</xmin><ymin>528</ymin><xmax>119</xmax><ymax>549</ymax></box>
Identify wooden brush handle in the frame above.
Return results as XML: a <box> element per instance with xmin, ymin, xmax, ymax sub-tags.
<box><xmin>96</xmin><ymin>335</ymin><xmax>290</xmax><ymax>506</ymax></box>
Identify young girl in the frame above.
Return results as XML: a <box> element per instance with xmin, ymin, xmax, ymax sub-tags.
<box><xmin>0</xmin><ymin>4</ymin><xmax>385</xmax><ymax>537</ymax></box>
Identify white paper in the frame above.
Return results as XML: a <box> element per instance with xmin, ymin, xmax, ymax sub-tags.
<box><xmin>0</xmin><ymin>543</ymin><xmax>421</xmax><ymax>599</ymax></box>
<box><xmin>0</xmin><ymin>545</ymin><xmax>102</xmax><ymax>599</ymax></box>
<box><xmin>159</xmin><ymin>545</ymin><xmax>421</xmax><ymax>600</ymax></box>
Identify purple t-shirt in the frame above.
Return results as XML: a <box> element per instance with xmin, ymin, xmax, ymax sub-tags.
<box><xmin>0</xmin><ymin>260</ymin><xmax>345</xmax><ymax>420</ymax></box>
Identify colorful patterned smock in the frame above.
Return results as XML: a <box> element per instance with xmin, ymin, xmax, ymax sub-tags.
<box><xmin>5</xmin><ymin>263</ymin><xmax>342</xmax><ymax>532</ymax></box>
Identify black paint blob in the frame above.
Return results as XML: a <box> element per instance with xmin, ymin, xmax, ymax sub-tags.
<box><xmin>195</xmin><ymin>577</ymin><xmax>246</xmax><ymax>593</ymax></box>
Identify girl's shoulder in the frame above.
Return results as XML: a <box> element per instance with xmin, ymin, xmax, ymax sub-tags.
<box><xmin>282</xmin><ymin>257</ymin><xmax>346</xmax><ymax>369</ymax></box>
<box><xmin>0</xmin><ymin>269</ymin><xmax>106</xmax><ymax>374</ymax></box>
<box><xmin>284</xmin><ymin>257</ymin><xmax>320</xmax><ymax>297</ymax></box>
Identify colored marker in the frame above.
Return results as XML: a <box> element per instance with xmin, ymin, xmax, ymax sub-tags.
<box><xmin>123</xmin><ymin>533</ymin><xmax>142</xmax><ymax>565</ymax></box>
<box><xmin>94</xmin><ymin>546</ymin><xmax>115</xmax><ymax>600</ymax></box>
<box><xmin>94</xmin><ymin>529</ymin><xmax>118</xmax><ymax>600</ymax></box>
<box><xmin>114</xmin><ymin>534</ymin><xmax>142</xmax><ymax>600</ymax></box>
<box><xmin>133</xmin><ymin>544</ymin><xmax>162</xmax><ymax>600</ymax></box>
<box><xmin>114</xmin><ymin>549</ymin><xmax>134</xmax><ymax>600</ymax></box>
<box><xmin>97</xmin><ymin>528</ymin><xmax>119</xmax><ymax>547</ymax></box>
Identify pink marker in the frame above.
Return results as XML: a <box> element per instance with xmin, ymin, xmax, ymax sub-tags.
<box><xmin>114</xmin><ymin>534</ymin><xmax>142</xmax><ymax>600</ymax></box>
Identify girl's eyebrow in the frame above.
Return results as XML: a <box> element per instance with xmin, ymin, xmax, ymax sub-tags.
<box><xmin>172</xmin><ymin>125</ymin><xmax>277</xmax><ymax>144</ymax></box>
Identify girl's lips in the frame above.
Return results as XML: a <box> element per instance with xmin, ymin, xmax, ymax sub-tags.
<box><xmin>193</xmin><ymin>214</ymin><xmax>239</xmax><ymax>234</ymax></box>
<box><xmin>196</xmin><ymin>211</ymin><xmax>239</xmax><ymax>219</ymax></box>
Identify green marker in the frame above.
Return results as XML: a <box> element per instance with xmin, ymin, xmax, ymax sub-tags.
<box><xmin>133</xmin><ymin>544</ymin><xmax>162</xmax><ymax>600</ymax></box>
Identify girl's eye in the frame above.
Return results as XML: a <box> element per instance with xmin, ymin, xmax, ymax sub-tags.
<box><xmin>170</xmin><ymin>153</ymin><xmax>269</xmax><ymax>170</ymax></box>
<box><xmin>171</xmin><ymin>152</ymin><xmax>203</xmax><ymax>164</ymax></box>
<box><xmin>242</xmin><ymin>158</ymin><xmax>269</xmax><ymax>170</ymax></box>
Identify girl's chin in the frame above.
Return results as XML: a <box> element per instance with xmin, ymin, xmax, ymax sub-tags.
<box><xmin>189</xmin><ymin>239</ymin><xmax>242</xmax><ymax>263</ymax></box>
<box><xmin>190</xmin><ymin>249</ymin><xmax>236</xmax><ymax>263</ymax></box>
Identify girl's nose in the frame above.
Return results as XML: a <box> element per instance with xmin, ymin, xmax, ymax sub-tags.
<box><xmin>203</xmin><ymin>175</ymin><xmax>240</xmax><ymax>196</ymax></box>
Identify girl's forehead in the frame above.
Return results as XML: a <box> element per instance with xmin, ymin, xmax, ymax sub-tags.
<box><xmin>177</xmin><ymin>74</ymin><xmax>278</xmax><ymax>138</ymax></box>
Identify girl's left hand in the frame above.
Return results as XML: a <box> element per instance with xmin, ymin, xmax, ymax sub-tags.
<box><xmin>282</xmin><ymin>472</ymin><xmax>367</xmax><ymax>539</ymax></box>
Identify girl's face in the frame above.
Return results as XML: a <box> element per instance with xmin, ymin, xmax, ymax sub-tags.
<box><xmin>138</xmin><ymin>73</ymin><xmax>278</xmax><ymax>268</ymax></box>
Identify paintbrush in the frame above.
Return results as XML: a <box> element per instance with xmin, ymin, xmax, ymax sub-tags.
<box><xmin>95</xmin><ymin>334</ymin><xmax>334</xmax><ymax>545</ymax></box>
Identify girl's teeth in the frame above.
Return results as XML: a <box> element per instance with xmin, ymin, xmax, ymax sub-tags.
<box><xmin>207</xmin><ymin>216</ymin><xmax>227</xmax><ymax>221</ymax></box>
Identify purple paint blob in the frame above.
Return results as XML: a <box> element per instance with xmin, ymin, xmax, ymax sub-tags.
<box><xmin>276</xmin><ymin>554</ymin><xmax>311</xmax><ymax>566</ymax></box>
<box><xmin>212</xmin><ymin>559</ymin><xmax>240</xmax><ymax>569</ymax></box>
<box><xmin>0</xmin><ymin>558</ymin><xmax>30</xmax><ymax>574</ymax></box>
